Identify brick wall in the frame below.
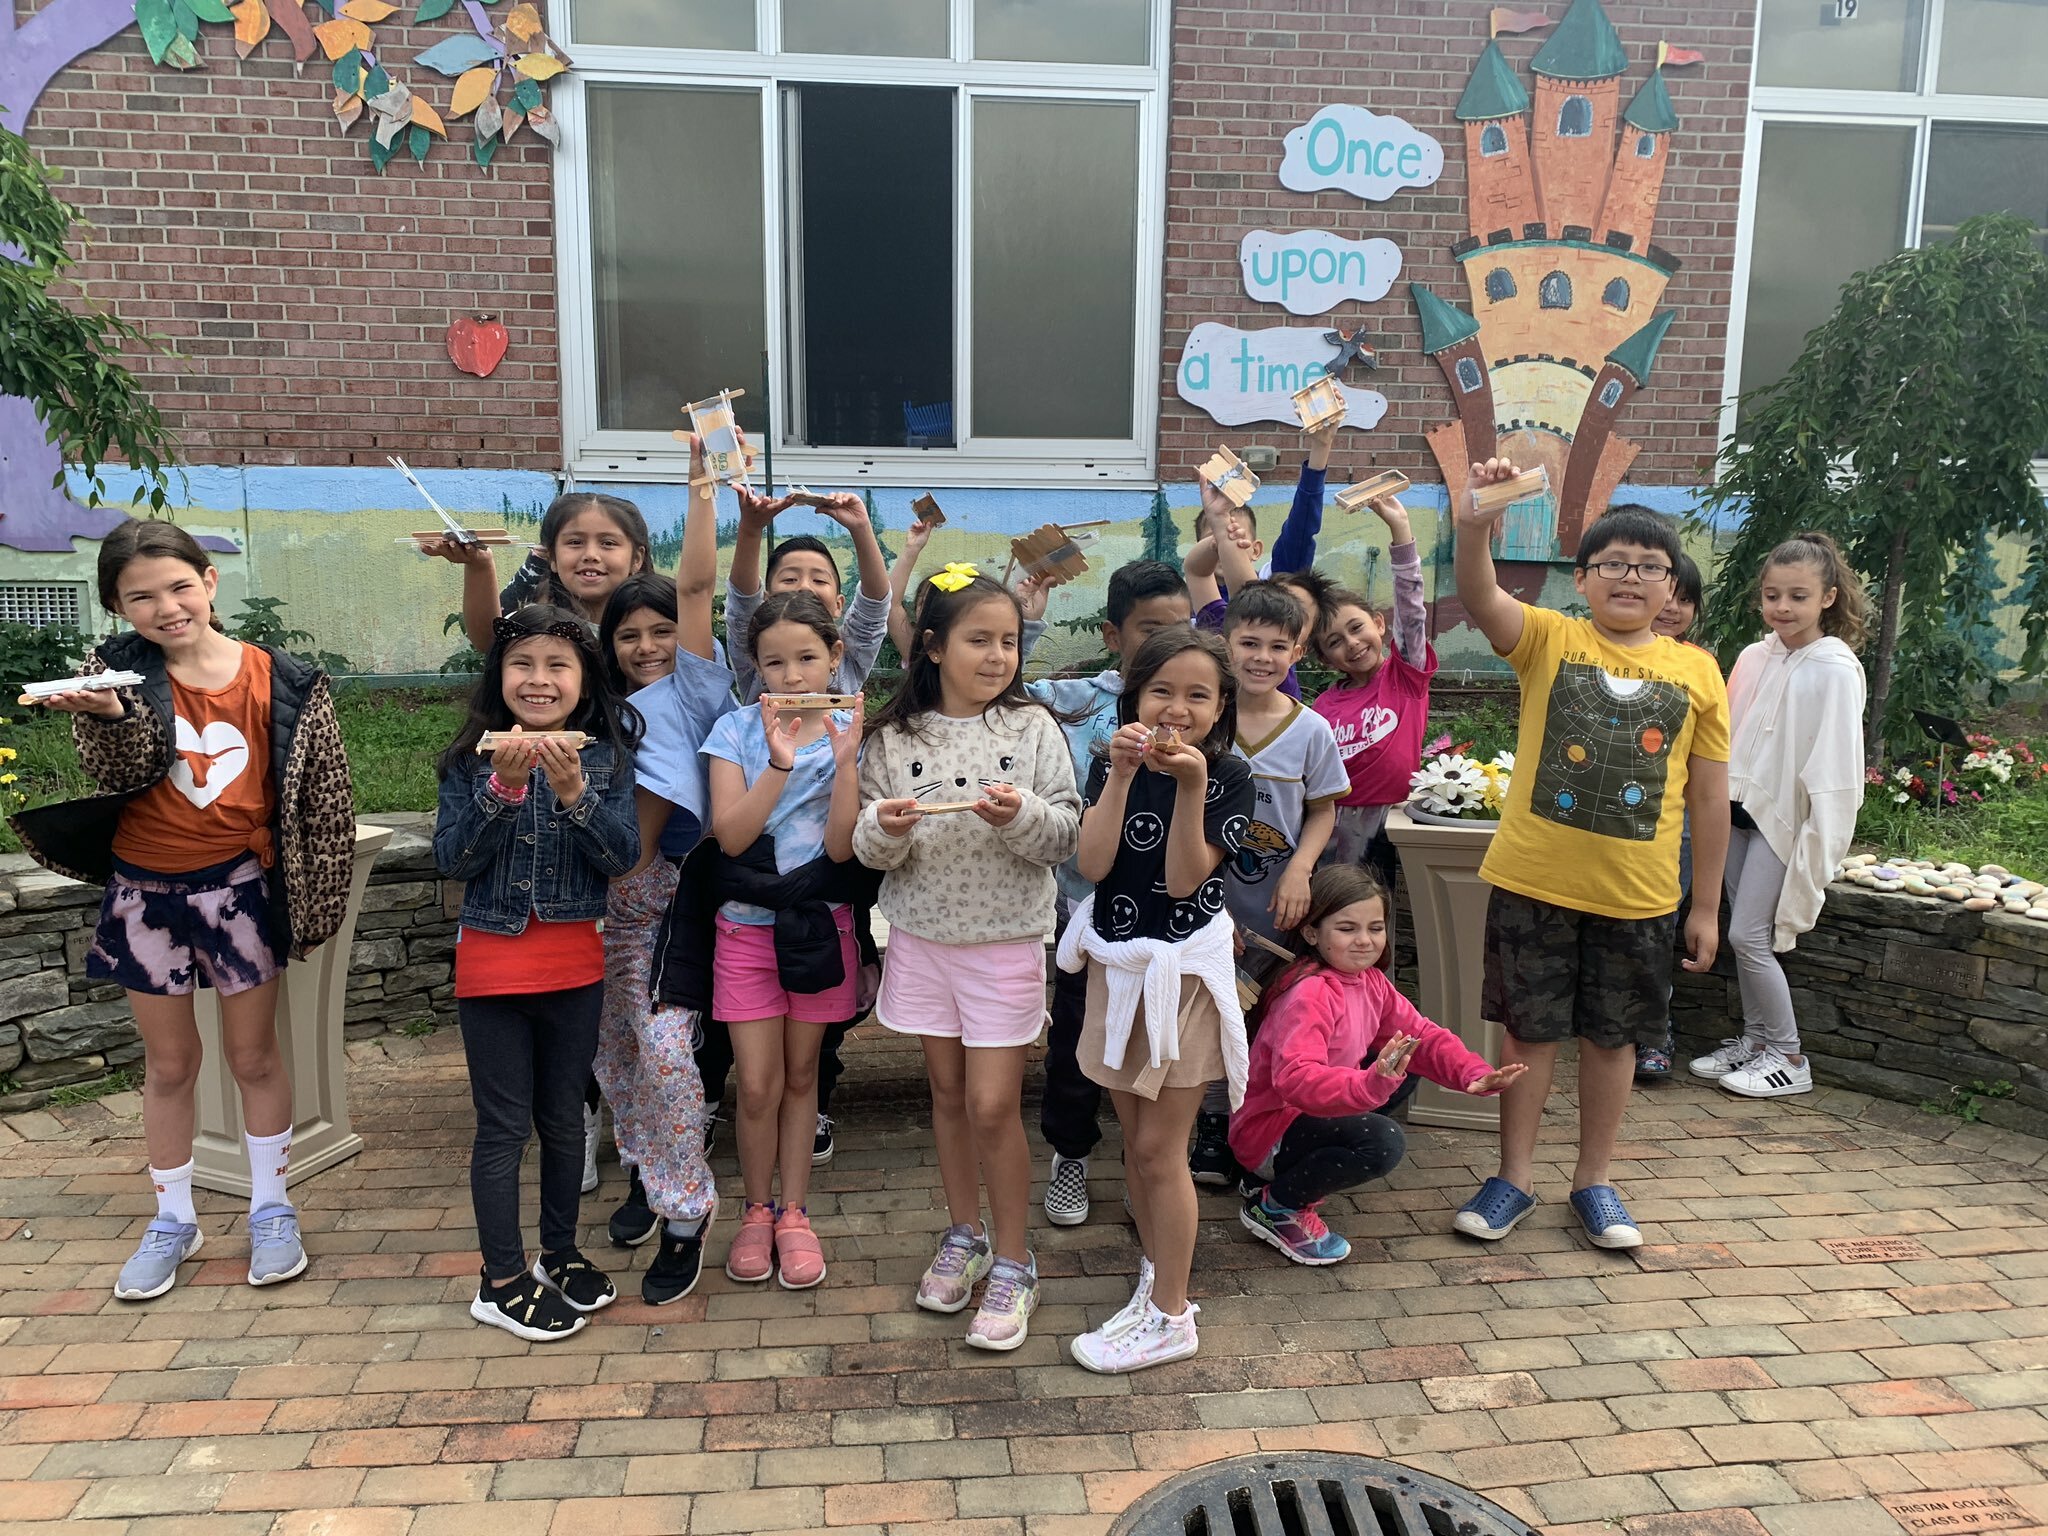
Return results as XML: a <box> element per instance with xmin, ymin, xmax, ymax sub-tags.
<box><xmin>23</xmin><ymin>0</ymin><xmax>559</xmax><ymax>470</ymax></box>
<box><xmin>1158</xmin><ymin>0</ymin><xmax>1755</xmax><ymax>485</ymax></box>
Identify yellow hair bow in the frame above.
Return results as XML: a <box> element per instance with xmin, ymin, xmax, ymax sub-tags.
<box><xmin>929</xmin><ymin>562</ymin><xmax>979</xmax><ymax>593</ymax></box>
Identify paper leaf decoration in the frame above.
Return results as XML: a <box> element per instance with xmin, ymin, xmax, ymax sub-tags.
<box><xmin>231</xmin><ymin>0</ymin><xmax>271</xmax><ymax>55</ymax></box>
<box><xmin>331</xmin><ymin>45</ymin><xmax>364</xmax><ymax>91</ymax></box>
<box><xmin>415</xmin><ymin>0</ymin><xmax>455</xmax><ymax>18</ymax></box>
<box><xmin>370</xmin><ymin>132</ymin><xmax>397</xmax><ymax>169</ymax></box>
<box><xmin>333</xmin><ymin>87</ymin><xmax>363</xmax><ymax>128</ymax></box>
<box><xmin>137</xmin><ymin>0</ymin><xmax>180</xmax><ymax>64</ymax></box>
<box><xmin>269</xmin><ymin>0</ymin><xmax>318</xmax><ymax>60</ymax></box>
<box><xmin>512</xmin><ymin>51</ymin><xmax>564</xmax><ymax>81</ymax></box>
<box><xmin>526</xmin><ymin>103</ymin><xmax>557</xmax><ymax>144</ymax></box>
<box><xmin>473</xmin><ymin>89</ymin><xmax>503</xmax><ymax>140</ymax></box>
<box><xmin>187</xmin><ymin>0</ymin><xmax>237</xmax><ymax>21</ymax></box>
<box><xmin>508</xmin><ymin>77</ymin><xmax>541</xmax><ymax>113</ymax></box>
<box><xmin>340</xmin><ymin>0</ymin><xmax>396</xmax><ymax>18</ymax></box>
<box><xmin>408</xmin><ymin>122</ymin><xmax>432</xmax><ymax>161</ymax></box>
<box><xmin>473</xmin><ymin>130</ymin><xmax>499</xmax><ymax>167</ymax></box>
<box><xmin>450</xmin><ymin>66</ymin><xmax>495</xmax><ymax>116</ymax></box>
<box><xmin>368</xmin><ymin>80</ymin><xmax>412</xmax><ymax>120</ymax></box>
<box><xmin>409</xmin><ymin>97</ymin><xmax>447</xmax><ymax>135</ymax></box>
<box><xmin>313</xmin><ymin>15</ymin><xmax>370</xmax><ymax>56</ymax></box>
<box><xmin>164</xmin><ymin>32</ymin><xmax>201</xmax><ymax>66</ymax></box>
<box><xmin>504</xmin><ymin>2</ymin><xmax>541</xmax><ymax>41</ymax></box>
<box><xmin>414</xmin><ymin>33</ymin><xmax>499</xmax><ymax>75</ymax></box>
<box><xmin>171</xmin><ymin>0</ymin><xmax>200</xmax><ymax>41</ymax></box>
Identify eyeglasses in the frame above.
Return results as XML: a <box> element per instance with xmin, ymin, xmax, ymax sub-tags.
<box><xmin>1581</xmin><ymin>559</ymin><xmax>1673</xmax><ymax>584</ymax></box>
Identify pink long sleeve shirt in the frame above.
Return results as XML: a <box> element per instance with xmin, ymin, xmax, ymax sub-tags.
<box><xmin>1229</xmin><ymin>965</ymin><xmax>1499</xmax><ymax>1169</ymax></box>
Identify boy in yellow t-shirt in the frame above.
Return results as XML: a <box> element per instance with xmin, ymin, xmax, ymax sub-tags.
<box><xmin>1449</xmin><ymin>462</ymin><xmax>1730</xmax><ymax>1251</ymax></box>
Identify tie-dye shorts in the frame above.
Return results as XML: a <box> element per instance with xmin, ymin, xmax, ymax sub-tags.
<box><xmin>86</xmin><ymin>854</ymin><xmax>284</xmax><ymax>998</ymax></box>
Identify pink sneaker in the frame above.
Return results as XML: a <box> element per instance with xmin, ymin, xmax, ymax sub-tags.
<box><xmin>1069</xmin><ymin>1300</ymin><xmax>1199</xmax><ymax>1374</ymax></box>
<box><xmin>774</xmin><ymin>1206</ymin><xmax>825</xmax><ymax>1290</ymax></box>
<box><xmin>724</xmin><ymin>1202</ymin><xmax>776</xmax><ymax>1283</ymax></box>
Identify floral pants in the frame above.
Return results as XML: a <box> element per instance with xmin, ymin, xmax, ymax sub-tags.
<box><xmin>593</xmin><ymin>859</ymin><xmax>716</xmax><ymax>1224</ymax></box>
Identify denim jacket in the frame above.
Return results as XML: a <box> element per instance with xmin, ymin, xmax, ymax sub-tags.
<box><xmin>433</xmin><ymin>741</ymin><xmax>640</xmax><ymax>936</ymax></box>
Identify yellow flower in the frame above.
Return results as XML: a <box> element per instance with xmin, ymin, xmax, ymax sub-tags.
<box><xmin>0</xmin><ymin>773</ymin><xmax>15</xmax><ymax>785</ymax></box>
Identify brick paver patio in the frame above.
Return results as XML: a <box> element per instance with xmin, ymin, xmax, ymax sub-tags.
<box><xmin>2</xmin><ymin>1029</ymin><xmax>2045</xmax><ymax>1536</ymax></box>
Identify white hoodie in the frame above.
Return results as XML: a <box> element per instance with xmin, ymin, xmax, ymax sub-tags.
<box><xmin>1726</xmin><ymin>632</ymin><xmax>1867</xmax><ymax>952</ymax></box>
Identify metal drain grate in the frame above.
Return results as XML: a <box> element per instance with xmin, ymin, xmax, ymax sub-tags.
<box><xmin>1109</xmin><ymin>1452</ymin><xmax>1539</xmax><ymax>1536</ymax></box>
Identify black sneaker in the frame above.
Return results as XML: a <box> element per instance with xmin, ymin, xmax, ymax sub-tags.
<box><xmin>1189</xmin><ymin>1111</ymin><xmax>1238</xmax><ymax>1188</ymax></box>
<box><xmin>533</xmin><ymin>1248</ymin><xmax>616</xmax><ymax>1313</ymax></box>
<box><xmin>643</xmin><ymin>1215</ymin><xmax>712</xmax><ymax>1306</ymax></box>
<box><xmin>470</xmin><ymin>1268</ymin><xmax>585</xmax><ymax>1342</ymax></box>
<box><xmin>609</xmin><ymin>1165</ymin><xmax>659</xmax><ymax>1247</ymax></box>
<box><xmin>812</xmin><ymin>1113</ymin><xmax>835</xmax><ymax>1166</ymax></box>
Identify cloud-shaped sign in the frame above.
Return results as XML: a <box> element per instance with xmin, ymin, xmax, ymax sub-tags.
<box><xmin>1240</xmin><ymin>230</ymin><xmax>1403</xmax><ymax>315</ymax></box>
<box><xmin>1176</xmin><ymin>323</ymin><xmax>1388</xmax><ymax>431</ymax></box>
<box><xmin>1279</xmin><ymin>105</ymin><xmax>1443</xmax><ymax>202</ymax></box>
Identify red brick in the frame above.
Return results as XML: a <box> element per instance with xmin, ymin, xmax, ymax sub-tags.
<box><xmin>439</xmin><ymin>1420</ymin><xmax>580</xmax><ymax>1462</ymax></box>
<box><xmin>1835</xmin><ymin>1379</ymin><xmax>1977</xmax><ymax>1417</ymax></box>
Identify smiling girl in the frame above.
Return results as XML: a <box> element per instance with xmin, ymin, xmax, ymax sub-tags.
<box><xmin>440</xmin><ymin>491</ymin><xmax>655</xmax><ymax>657</ymax></box>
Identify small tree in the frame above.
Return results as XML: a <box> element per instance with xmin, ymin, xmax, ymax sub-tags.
<box><xmin>0</xmin><ymin>116</ymin><xmax>177</xmax><ymax>510</ymax></box>
<box><xmin>1696</xmin><ymin>213</ymin><xmax>2048</xmax><ymax>761</ymax></box>
<box><xmin>1142</xmin><ymin>488</ymin><xmax>1181</xmax><ymax>571</ymax></box>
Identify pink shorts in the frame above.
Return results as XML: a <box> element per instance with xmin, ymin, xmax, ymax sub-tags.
<box><xmin>712</xmin><ymin>907</ymin><xmax>860</xmax><ymax>1024</ymax></box>
<box><xmin>876</xmin><ymin>928</ymin><xmax>1047</xmax><ymax>1049</ymax></box>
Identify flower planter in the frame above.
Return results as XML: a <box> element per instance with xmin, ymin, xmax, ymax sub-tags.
<box><xmin>190</xmin><ymin>822</ymin><xmax>392</xmax><ymax>1196</ymax></box>
<box><xmin>1384</xmin><ymin>807</ymin><xmax>1502</xmax><ymax>1132</ymax></box>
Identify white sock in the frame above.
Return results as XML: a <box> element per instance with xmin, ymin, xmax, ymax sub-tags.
<box><xmin>151</xmin><ymin>1161</ymin><xmax>197</xmax><ymax>1226</ymax></box>
<box><xmin>245</xmin><ymin>1129</ymin><xmax>292</xmax><ymax>1214</ymax></box>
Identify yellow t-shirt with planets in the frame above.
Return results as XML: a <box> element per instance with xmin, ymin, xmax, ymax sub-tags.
<box><xmin>1479</xmin><ymin>605</ymin><xmax>1730</xmax><ymax>921</ymax></box>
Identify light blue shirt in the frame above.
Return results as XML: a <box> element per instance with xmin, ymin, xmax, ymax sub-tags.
<box><xmin>700</xmin><ymin>706</ymin><xmax>851</xmax><ymax>925</ymax></box>
<box><xmin>1025</xmin><ymin>668</ymin><xmax>1123</xmax><ymax>904</ymax></box>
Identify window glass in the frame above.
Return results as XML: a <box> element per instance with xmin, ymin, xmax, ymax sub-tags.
<box><xmin>1738</xmin><ymin>122</ymin><xmax>1912</xmax><ymax>404</ymax></box>
<box><xmin>1599</xmin><ymin>378</ymin><xmax>1623</xmax><ymax>407</ymax></box>
<box><xmin>1455</xmin><ymin>357</ymin><xmax>1483</xmax><ymax>392</ymax></box>
<box><xmin>1922</xmin><ymin>124</ymin><xmax>2048</xmax><ymax>257</ymax></box>
<box><xmin>1635</xmin><ymin>132</ymin><xmax>1655</xmax><ymax>158</ymax></box>
<box><xmin>571</xmin><ymin>0</ymin><xmax>755</xmax><ymax>49</ymax></box>
<box><xmin>1938</xmin><ymin>0</ymin><xmax>2048</xmax><ymax>98</ymax></box>
<box><xmin>974</xmin><ymin>0</ymin><xmax>1149</xmax><ymax>65</ymax></box>
<box><xmin>783</xmin><ymin>0</ymin><xmax>948</xmax><ymax>57</ymax></box>
<box><xmin>1602</xmin><ymin>277</ymin><xmax>1630</xmax><ymax>310</ymax></box>
<box><xmin>1481</xmin><ymin>123</ymin><xmax>1507</xmax><ymax>156</ymax></box>
<box><xmin>1558</xmin><ymin>96</ymin><xmax>1592</xmax><ymax>137</ymax></box>
<box><xmin>1755</xmin><ymin>0</ymin><xmax>1923</xmax><ymax>90</ymax></box>
<box><xmin>1539</xmin><ymin>271</ymin><xmax>1572</xmax><ymax>308</ymax></box>
<box><xmin>971</xmin><ymin>99</ymin><xmax>1139</xmax><ymax>439</ymax></box>
<box><xmin>1485</xmin><ymin>268</ymin><xmax>1516</xmax><ymax>301</ymax></box>
<box><xmin>588</xmin><ymin>86</ymin><xmax>767</xmax><ymax>435</ymax></box>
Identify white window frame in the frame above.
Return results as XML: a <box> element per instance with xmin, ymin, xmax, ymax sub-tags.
<box><xmin>1722</xmin><ymin>0</ymin><xmax>2048</xmax><ymax>487</ymax></box>
<box><xmin>551</xmin><ymin>0</ymin><xmax>1173</xmax><ymax>488</ymax></box>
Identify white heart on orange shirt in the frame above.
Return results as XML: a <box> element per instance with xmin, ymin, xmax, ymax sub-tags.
<box><xmin>169</xmin><ymin>716</ymin><xmax>250</xmax><ymax>809</ymax></box>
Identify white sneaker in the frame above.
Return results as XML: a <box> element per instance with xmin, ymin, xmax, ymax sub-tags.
<box><xmin>1070</xmin><ymin>1300</ymin><xmax>1199</xmax><ymax>1374</ymax></box>
<box><xmin>1717</xmin><ymin>1047</ymin><xmax>1812</xmax><ymax>1098</ymax></box>
<box><xmin>1097</xmin><ymin>1258</ymin><xmax>1155</xmax><ymax>1337</ymax></box>
<box><xmin>1043</xmin><ymin>1155</ymin><xmax>1090</xmax><ymax>1226</ymax></box>
<box><xmin>1689</xmin><ymin>1037</ymin><xmax>1763</xmax><ymax>1081</ymax></box>
<box><xmin>581</xmin><ymin>1104</ymin><xmax>601</xmax><ymax>1194</ymax></box>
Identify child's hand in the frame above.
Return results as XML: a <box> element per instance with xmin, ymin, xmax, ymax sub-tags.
<box><xmin>33</xmin><ymin>687</ymin><xmax>126</xmax><ymax>720</ymax></box>
<box><xmin>1197</xmin><ymin>470</ymin><xmax>1238</xmax><ymax>527</ymax></box>
<box><xmin>1465</xmin><ymin>1061</ymin><xmax>1528</xmax><ymax>1095</ymax></box>
<box><xmin>1681</xmin><ymin>906</ymin><xmax>1720</xmax><ymax>973</ymax></box>
<box><xmin>1458</xmin><ymin>458</ymin><xmax>1522</xmax><ymax>531</ymax></box>
<box><xmin>973</xmin><ymin>781</ymin><xmax>1022</xmax><ymax>829</ymax></box>
<box><xmin>903</xmin><ymin>517</ymin><xmax>935</xmax><ymax>559</ymax></box>
<box><xmin>734</xmin><ymin>484</ymin><xmax>793</xmax><ymax>532</ymax></box>
<box><xmin>1370</xmin><ymin>492</ymin><xmax>1414</xmax><ymax>544</ymax></box>
<box><xmin>417</xmin><ymin>532</ymin><xmax>497</xmax><ymax>568</ymax></box>
<box><xmin>1013</xmin><ymin>574</ymin><xmax>1050</xmax><ymax>623</ymax></box>
<box><xmin>1106</xmin><ymin>721</ymin><xmax>1150</xmax><ymax>779</ymax></box>
<box><xmin>536</xmin><ymin>736</ymin><xmax>586</xmax><ymax>806</ymax></box>
<box><xmin>1149</xmin><ymin>733</ymin><xmax>1208</xmax><ymax>791</ymax></box>
<box><xmin>1269</xmin><ymin>863</ymin><xmax>1312</xmax><ymax>932</ymax></box>
<box><xmin>760</xmin><ymin>700</ymin><xmax>803</xmax><ymax>772</ymax></box>
<box><xmin>1368</xmin><ymin>1033</ymin><xmax>1419</xmax><ymax>1079</ymax></box>
<box><xmin>825</xmin><ymin>696</ymin><xmax>863</xmax><ymax>771</ymax></box>
<box><xmin>875</xmin><ymin>797</ymin><xmax>923</xmax><ymax>837</ymax></box>
<box><xmin>489</xmin><ymin>730</ymin><xmax>540</xmax><ymax>790</ymax></box>
<box><xmin>818</xmin><ymin>491</ymin><xmax>868</xmax><ymax>532</ymax></box>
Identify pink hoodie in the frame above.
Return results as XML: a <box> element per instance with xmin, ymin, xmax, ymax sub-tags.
<box><xmin>1229</xmin><ymin>965</ymin><xmax>1499</xmax><ymax>1170</ymax></box>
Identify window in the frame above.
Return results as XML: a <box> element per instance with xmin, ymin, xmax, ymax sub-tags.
<box><xmin>557</xmin><ymin>0</ymin><xmax>1169</xmax><ymax>483</ymax></box>
<box><xmin>1602</xmin><ymin>277</ymin><xmax>1629</xmax><ymax>310</ymax></box>
<box><xmin>1455</xmin><ymin>356</ymin><xmax>1483</xmax><ymax>393</ymax></box>
<box><xmin>1485</xmin><ymin>267</ymin><xmax>1517</xmax><ymax>301</ymax></box>
<box><xmin>1756</xmin><ymin>0</ymin><xmax>1923</xmax><ymax>90</ymax></box>
<box><xmin>1634</xmin><ymin>132</ymin><xmax>1655</xmax><ymax>158</ymax></box>
<box><xmin>1539</xmin><ymin>271</ymin><xmax>1573</xmax><ymax>309</ymax></box>
<box><xmin>1938</xmin><ymin>0</ymin><xmax>2048</xmax><ymax>98</ymax></box>
<box><xmin>1480</xmin><ymin>122</ymin><xmax>1507</xmax><ymax>156</ymax></box>
<box><xmin>1598</xmin><ymin>378</ymin><xmax>1623</xmax><ymax>408</ymax></box>
<box><xmin>1558</xmin><ymin>95</ymin><xmax>1592</xmax><ymax>137</ymax></box>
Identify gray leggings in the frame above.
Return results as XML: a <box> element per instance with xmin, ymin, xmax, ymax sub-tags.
<box><xmin>1725</xmin><ymin>825</ymin><xmax>1800</xmax><ymax>1056</ymax></box>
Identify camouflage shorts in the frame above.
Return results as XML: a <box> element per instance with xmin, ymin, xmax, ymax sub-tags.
<box><xmin>1481</xmin><ymin>887</ymin><xmax>1676</xmax><ymax>1051</ymax></box>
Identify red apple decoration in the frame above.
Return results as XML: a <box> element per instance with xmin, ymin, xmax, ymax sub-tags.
<box><xmin>447</xmin><ymin>314</ymin><xmax>509</xmax><ymax>377</ymax></box>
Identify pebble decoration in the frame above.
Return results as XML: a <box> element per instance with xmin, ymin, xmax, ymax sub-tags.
<box><xmin>1836</xmin><ymin>855</ymin><xmax>2048</xmax><ymax>921</ymax></box>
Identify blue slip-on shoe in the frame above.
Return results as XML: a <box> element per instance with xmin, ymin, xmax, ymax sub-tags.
<box><xmin>1569</xmin><ymin>1185</ymin><xmax>1643</xmax><ymax>1250</ymax></box>
<box><xmin>1452</xmin><ymin>1177</ymin><xmax>1535</xmax><ymax>1241</ymax></box>
<box><xmin>114</xmin><ymin>1218</ymin><xmax>203</xmax><ymax>1300</ymax></box>
<box><xmin>247</xmin><ymin>1204</ymin><xmax>309</xmax><ymax>1286</ymax></box>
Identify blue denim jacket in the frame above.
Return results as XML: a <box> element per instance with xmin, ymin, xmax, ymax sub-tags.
<box><xmin>433</xmin><ymin>742</ymin><xmax>641</xmax><ymax>936</ymax></box>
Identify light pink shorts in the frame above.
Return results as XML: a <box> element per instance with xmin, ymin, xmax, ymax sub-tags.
<box><xmin>712</xmin><ymin>906</ymin><xmax>859</xmax><ymax>1024</ymax></box>
<box><xmin>876</xmin><ymin>928</ymin><xmax>1047</xmax><ymax>1049</ymax></box>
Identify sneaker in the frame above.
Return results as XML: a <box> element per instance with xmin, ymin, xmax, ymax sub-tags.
<box><xmin>1569</xmin><ymin>1184</ymin><xmax>1643</xmax><ymax>1250</ymax></box>
<box><xmin>702</xmin><ymin>1101</ymin><xmax>720</xmax><ymax>1154</ymax></box>
<box><xmin>1188</xmin><ymin>1111</ymin><xmax>1236</xmax><ymax>1187</ymax></box>
<box><xmin>581</xmin><ymin>1104</ymin><xmax>601</xmax><ymax>1195</ymax></box>
<box><xmin>965</xmin><ymin>1255</ymin><xmax>1039</xmax><ymax>1352</ymax></box>
<box><xmin>1070</xmin><ymin>1300</ymin><xmax>1200</xmax><ymax>1374</ymax></box>
<box><xmin>1717</xmin><ymin>1047</ymin><xmax>1813</xmax><ymax>1099</ymax></box>
<box><xmin>246</xmin><ymin>1204</ymin><xmax>308</xmax><ymax>1287</ymax></box>
<box><xmin>1099</xmin><ymin>1258</ymin><xmax>1156</xmax><ymax>1338</ymax></box>
<box><xmin>609</xmin><ymin>1165</ymin><xmax>660</xmax><ymax>1248</ymax></box>
<box><xmin>533</xmin><ymin>1247</ymin><xmax>617</xmax><ymax>1313</ymax></box>
<box><xmin>1240</xmin><ymin>1189</ymin><xmax>1350</xmax><ymax>1266</ymax></box>
<box><xmin>812</xmin><ymin>1114</ymin><xmax>835</xmax><ymax>1166</ymax></box>
<box><xmin>916</xmin><ymin>1222</ymin><xmax>993</xmax><ymax>1314</ymax></box>
<box><xmin>774</xmin><ymin>1206</ymin><xmax>826</xmax><ymax>1291</ymax></box>
<box><xmin>1043</xmin><ymin>1154</ymin><xmax>1091</xmax><ymax>1227</ymax></box>
<box><xmin>1690</xmin><ymin>1036</ymin><xmax>1763</xmax><ymax>1081</ymax></box>
<box><xmin>471</xmin><ymin>1268</ymin><xmax>585</xmax><ymax>1341</ymax></box>
<box><xmin>643</xmin><ymin>1214</ymin><xmax>712</xmax><ymax>1306</ymax></box>
<box><xmin>724</xmin><ymin>1201</ymin><xmax>777</xmax><ymax>1283</ymax></box>
<box><xmin>113</xmin><ymin>1218</ymin><xmax>203</xmax><ymax>1301</ymax></box>
<box><xmin>1635</xmin><ymin>1043</ymin><xmax>1673</xmax><ymax>1079</ymax></box>
<box><xmin>1452</xmin><ymin>1176</ymin><xmax>1536</xmax><ymax>1241</ymax></box>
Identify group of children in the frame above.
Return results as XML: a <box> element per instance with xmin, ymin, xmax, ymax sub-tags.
<box><xmin>13</xmin><ymin>429</ymin><xmax>1869</xmax><ymax>1375</ymax></box>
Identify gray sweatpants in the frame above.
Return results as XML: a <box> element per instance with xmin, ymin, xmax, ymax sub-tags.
<box><xmin>1724</xmin><ymin>825</ymin><xmax>1800</xmax><ymax>1056</ymax></box>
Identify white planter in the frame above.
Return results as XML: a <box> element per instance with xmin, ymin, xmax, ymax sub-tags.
<box><xmin>1384</xmin><ymin>807</ymin><xmax>1502</xmax><ymax>1132</ymax></box>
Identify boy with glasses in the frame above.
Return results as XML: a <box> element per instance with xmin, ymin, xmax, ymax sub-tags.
<box><xmin>1450</xmin><ymin>468</ymin><xmax>1730</xmax><ymax>1250</ymax></box>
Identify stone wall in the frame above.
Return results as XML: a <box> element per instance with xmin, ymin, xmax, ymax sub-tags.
<box><xmin>0</xmin><ymin>814</ymin><xmax>454</xmax><ymax>1113</ymax></box>
<box><xmin>1673</xmin><ymin>883</ymin><xmax>2048</xmax><ymax>1139</ymax></box>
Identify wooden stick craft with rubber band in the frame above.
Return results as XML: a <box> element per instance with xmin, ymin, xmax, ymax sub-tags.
<box><xmin>678</xmin><ymin>388</ymin><xmax>756</xmax><ymax>498</ymax></box>
<box><xmin>1468</xmin><ymin>464</ymin><xmax>1550</xmax><ymax>516</ymax></box>
<box><xmin>388</xmin><ymin>455</ymin><xmax>526</xmax><ymax>549</ymax></box>
<box><xmin>1332</xmin><ymin>469</ymin><xmax>1411</xmax><ymax>512</ymax></box>
<box><xmin>474</xmin><ymin>730</ymin><xmax>594</xmax><ymax>754</ymax></box>
<box><xmin>19</xmin><ymin>671</ymin><xmax>145</xmax><ymax>705</ymax></box>
<box><xmin>760</xmin><ymin>694</ymin><xmax>863</xmax><ymax>713</ymax></box>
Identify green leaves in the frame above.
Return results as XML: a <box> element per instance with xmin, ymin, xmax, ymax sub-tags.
<box><xmin>415</xmin><ymin>0</ymin><xmax>456</xmax><ymax>18</ymax></box>
<box><xmin>136</xmin><ymin>0</ymin><xmax>180</xmax><ymax>63</ymax></box>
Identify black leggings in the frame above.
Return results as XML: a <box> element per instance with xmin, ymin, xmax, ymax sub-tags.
<box><xmin>1261</xmin><ymin>1111</ymin><xmax>1406</xmax><ymax>1209</ymax></box>
<box><xmin>1039</xmin><ymin>942</ymin><xmax>1102</xmax><ymax>1160</ymax></box>
<box><xmin>459</xmin><ymin>983</ymin><xmax>603</xmax><ymax>1279</ymax></box>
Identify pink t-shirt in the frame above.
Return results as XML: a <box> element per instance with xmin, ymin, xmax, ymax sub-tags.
<box><xmin>1311</xmin><ymin>641</ymin><xmax>1438</xmax><ymax>810</ymax></box>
